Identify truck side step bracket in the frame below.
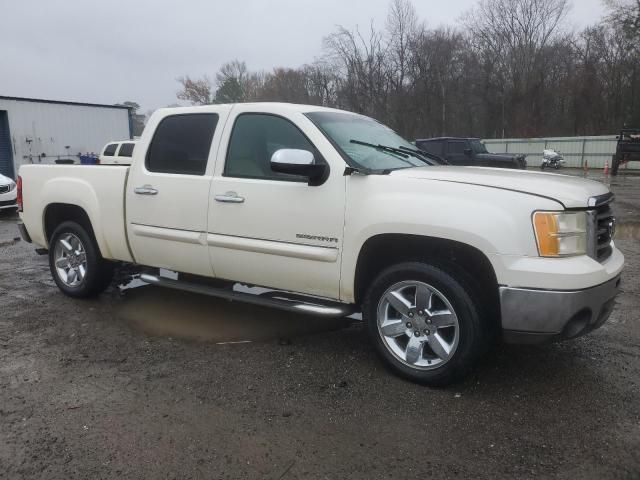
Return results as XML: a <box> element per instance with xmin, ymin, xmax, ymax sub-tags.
<box><xmin>139</xmin><ymin>274</ymin><xmax>355</xmax><ymax>318</ymax></box>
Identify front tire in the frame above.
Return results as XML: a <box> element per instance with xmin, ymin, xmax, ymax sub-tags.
<box><xmin>49</xmin><ymin>221</ymin><xmax>113</xmax><ymax>298</ymax></box>
<box><xmin>363</xmin><ymin>262</ymin><xmax>486</xmax><ymax>386</ymax></box>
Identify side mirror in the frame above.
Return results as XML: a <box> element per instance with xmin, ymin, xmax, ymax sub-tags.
<box><xmin>464</xmin><ymin>148</ymin><xmax>473</xmax><ymax>155</ymax></box>
<box><xmin>270</xmin><ymin>149</ymin><xmax>328</xmax><ymax>186</ymax></box>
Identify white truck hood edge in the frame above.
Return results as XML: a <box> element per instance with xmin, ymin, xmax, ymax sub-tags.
<box><xmin>390</xmin><ymin>166</ymin><xmax>610</xmax><ymax>209</ymax></box>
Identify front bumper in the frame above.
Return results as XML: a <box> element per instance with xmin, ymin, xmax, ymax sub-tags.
<box><xmin>0</xmin><ymin>190</ymin><xmax>18</xmax><ymax>210</ymax></box>
<box><xmin>501</xmin><ymin>275</ymin><xmax>621</xmax><ymax>344</ymax></box>
<box><xmin>0</xmin><ymin>201</ymin><xmax>18</xmax><ymax>210</ymax></box>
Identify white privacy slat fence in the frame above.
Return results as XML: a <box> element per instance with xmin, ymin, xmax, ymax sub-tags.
<box><xmin>482</xmin><ymin>135</ymin><xmax>639</xmax><ymax>170</ymax></box>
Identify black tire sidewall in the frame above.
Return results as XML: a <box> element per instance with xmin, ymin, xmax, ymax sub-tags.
<box><xmin>363</xmin><ymin>262</ymin><xmax>483</xmax><ymax>386</ymax></box>
<box><xmin>48</xmin><ymin>221</ymin><xmax>107</xmax><ymax>298</ymax></box>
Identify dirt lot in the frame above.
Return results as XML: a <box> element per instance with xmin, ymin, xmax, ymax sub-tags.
<box><xmin>1</xmin><ymin>171</ymin><xmax>639</xmax><ymax>479</ymax></box>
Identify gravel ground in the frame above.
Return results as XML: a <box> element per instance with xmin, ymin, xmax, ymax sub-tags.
<box><xmin>0</xmin><ymin>171</ymin><xmax>639</xmax><ymax>479</ymax></box>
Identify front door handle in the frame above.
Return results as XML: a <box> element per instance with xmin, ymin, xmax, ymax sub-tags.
<box><xmin>134</xmin><ymin>185</ymin><xmax>158</xmax><ymax>196</ymax></box>
<box><xmin>214</xmin><ymin>191</ymin><xmax>245</xmax><ymax>204</ymax></box>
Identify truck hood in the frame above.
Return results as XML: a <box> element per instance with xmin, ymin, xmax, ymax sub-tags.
<box><xmin>390</xmin><ymin>166</ymin><xmax>609</xmax><ymax>208</ymax></box>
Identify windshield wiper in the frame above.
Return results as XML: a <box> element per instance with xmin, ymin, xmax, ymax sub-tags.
<box><xmin>349</xmin><ymin>139</ymin><xmax>418</xmax><ymax>168</ymax></box>
<box><xmin>350</xmin><ymin>140</ymin><xmax>410</xmax><ymax>157</ymax></box>
<box><xmin>350</xmin><ymin>140</ymin><xmax>434</xmax><ymax>166</ymax></box>
<box><xmin>396</xmin><ymin>146</ymin><xmax>441</xmax><ymax>165</ymax></box>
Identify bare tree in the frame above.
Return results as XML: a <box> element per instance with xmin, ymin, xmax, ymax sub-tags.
<box><xmin>176</xmin><ymin>76</ymin><xmax>213</xmax><ymax>105</ymax></box>
<box><xmin>175</xmin><ymin>0</ymin><xmax>639</xmax><ymax>138</ymax></box>
<box><xmin>464</xmin><ymin>0</ymin><xmax>571</xmax><ymax>136</ymax></box>
<box><xmin>323</xmin><ymin>23</ymin><xmax>391</xmax><ymax>118</ymax></box>
<box><xmin>385</xmin><ymin>0</ymin><xmax>419</xmax><ymax>132</ymax></box>
<box><xmin>605</xmin><ymin>0</ymin><xmax>640</xmax><ymax>44</ymax></box>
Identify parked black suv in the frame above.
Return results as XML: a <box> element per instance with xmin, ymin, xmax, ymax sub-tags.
<box><xmin>415</xmin><ymin>137</ymin><xmax>527</xmax><ymax>169</ymax></box>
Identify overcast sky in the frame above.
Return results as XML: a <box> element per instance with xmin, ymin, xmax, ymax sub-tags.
<box><xmin>0</xmin><ymin>0</ymin><xmax>607</xmax><ymax>113</ymax></box>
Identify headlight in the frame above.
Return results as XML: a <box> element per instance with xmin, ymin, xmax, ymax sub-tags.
<box><xmin>9</xmin><ymin>181</ymin><xmax>16</xmax><ymax>191</ymax></box>
<box><xmin>533</xmin><ymin>211</ymin><xmax>587</xmax><ymax>257</ymax></box>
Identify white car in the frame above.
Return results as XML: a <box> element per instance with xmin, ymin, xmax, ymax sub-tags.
<box><xmin>0</xmin><ymin>173</ymin><xmax>17</xmax><ymax>211</ymax></box>
<box><xmin>16</xmin><ymin>103</ymin><xmax>624</xmax><ymax>386</ymax></box>
<box><xmin>99</xmin><ymin>140</ymin><xmax>137</xmax><ymax>165</ymax></box>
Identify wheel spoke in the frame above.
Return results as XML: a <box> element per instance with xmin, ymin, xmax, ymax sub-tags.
<box><xmin>415</xmin><ymin>284</ymin><xmax>432</xmax><ymax>311</ymax></box>
<box><xmin>405</xmin><ymin>336</ymin><xmax>424</xmax><ymax>365</ymax></box>
<box><xmin>380</xmin><ymin>320</ymin><xmax>406</xmax><ymax>338</ymax></box>
<box><xmin>77</xmin><ymin>265</ymin><xmax>86</xmax><ymax>280</ymax></box>
<box><xmin>67</xmin><ymin>268</ymin><xmax>77</xmax><ymax>284</ymax></box>
<box><xmin>386</xmin><ymin>291</ymin><xmax>411</xmax><ymax>316</ymax></box>
<box><xmin>60</xmin><ymin>239</ymin><xmax>74</xmax><ymax>253</ymax></box>
<box><xmin>55</xmin><ymin>257</ymin><xmax>69</xmax><ymax>269</ymax></box>
<box><xmin>428</xmin><ymin>332</ymin><xmax>451</xmax><ymax>360</ymax></box>
<box><xmin>431</xmin><ymin>310</ymin><xmax>456</xmax><ymax>328</ymax></box>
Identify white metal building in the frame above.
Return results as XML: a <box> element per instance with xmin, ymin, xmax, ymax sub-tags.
<box><xmin>483</xmin><ymin>135</ymin><xmax>638</xmax><ymax>170</ymax></box>
<box><xmin>0</xmin><ymin>96</ymin><xmax>132</xmax><ymax>179</ymax></box>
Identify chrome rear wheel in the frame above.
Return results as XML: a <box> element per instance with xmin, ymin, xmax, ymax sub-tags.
<box><xmin>49</xmin><ymin>221</ymin><xmax>113</xmax><ymax>298</ymax></box>
<box><xmin>53</xmin><ymin>233</ymin><xmax>88</xmax><ymax>287</ymax></box>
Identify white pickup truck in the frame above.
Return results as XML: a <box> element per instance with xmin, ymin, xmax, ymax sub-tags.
<box><xmin>17</xmin><ymin>103</ymin><xmax>624</xmax><ymax>385</ymax></box>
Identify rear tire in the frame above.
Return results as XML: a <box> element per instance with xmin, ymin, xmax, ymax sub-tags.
<box><xmin>49</xmin><ymin>221</ymin><xmax>114</xmax><ymax>298</ymax></box>
<box><xmin>363</xmin><ymin>262</ymin><xmax>487</xmax><ymax>386</ymax></box>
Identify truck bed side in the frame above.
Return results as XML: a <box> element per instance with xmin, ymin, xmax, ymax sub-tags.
<box><xmin>19</xmin><ymin>165</ymin><xmax>133</xmax><ymax>262</ymax></box>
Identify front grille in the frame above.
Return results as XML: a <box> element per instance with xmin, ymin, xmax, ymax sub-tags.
<box><xmin>588</xmin><ymin>202</ymin><xmax>615</xmax><ymax>262</ymax></box>
<box><xmin>0</xmin><ymin>185</ymin><xmax>10</xmax><ymax>194</ymax></box>
<box><xmin>0</xmin><ymin>199</ymin><xmax>17</xmax><ymax>207</ymax></box>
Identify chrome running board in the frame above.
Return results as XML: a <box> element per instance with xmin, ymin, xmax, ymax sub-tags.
<box><xmin>139</xmin><ymin>274</ymin><xmax>355</xmax><ymax>318</ymax></box>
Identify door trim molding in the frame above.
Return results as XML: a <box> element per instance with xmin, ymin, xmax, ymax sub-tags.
<box><xmin>207</xmin><ymin>233</ymin><xmax>338</xmax><ymax>263</ymax></box>
<box><xmin>131</xmin><ymin>223</ymin><xmax>206</xmax><ymax>245</ymax></box>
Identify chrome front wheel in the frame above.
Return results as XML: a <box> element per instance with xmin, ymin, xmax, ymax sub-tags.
<box><xmin>377</xmin><ymin>281</ymin><xmax>460</xmax><ymax>370</ymax></box>
<box><xmin>364</xmin><ymin>262</ymin><xmax>486</xmax><ymax>386</ymax></box>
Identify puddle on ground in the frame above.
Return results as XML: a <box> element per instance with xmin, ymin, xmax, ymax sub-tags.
<box><xmin>616</xmin><ymin>222</ymin><xmax>640</xmax><ymax>240</ymax></box>
<box><xmin>117</xmin><ymin>285</ymin><xmax>354</xmax><ymax>343</ymax></box>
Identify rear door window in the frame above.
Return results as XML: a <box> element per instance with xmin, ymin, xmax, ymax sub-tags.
<box><xmin>118</xmin><ymin>142</ymin><xmax>135</xmax><ymax>157</ymax></box>
<box><xmin>103</xmin><ymin>143</ymin><xmax>118</xmax><ymax>156</ymax></box>
<box><xmin>146</xmin><ymin>114</ymin><xmax>218</xmax><ymax>175</ymax></box>
<box><xmin>447</xmin><ymin>141</ymin><xmax>467</xmax><ymax>155</ymax></box>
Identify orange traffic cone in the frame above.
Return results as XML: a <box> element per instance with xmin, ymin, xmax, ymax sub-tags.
<box><xmin>604</xmin><ymin>160</ymin><xmax>610</xmax><ymax>176</ymax></box>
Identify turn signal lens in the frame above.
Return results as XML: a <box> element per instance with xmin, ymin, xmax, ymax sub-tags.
<box><xmin>533</xmin><ymin>211</ymin><xmax>587</xmax><ymax>257</ymax></box>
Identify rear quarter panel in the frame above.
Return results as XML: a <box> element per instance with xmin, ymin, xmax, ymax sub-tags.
<box><xmin>19</xmin><ymin>165</ymin><xmax>132</xmax><ymax>262</ymax></box>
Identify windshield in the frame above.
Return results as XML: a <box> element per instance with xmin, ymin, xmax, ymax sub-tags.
<box><xmin>306</xmin><ymin>111</ymin><xmax>427</xmax><ymax>171</ymax></box>
<box><xmin>470</xmin><ymin>139</ymin><xmax>488</xmax><ymax>154</ymax></box>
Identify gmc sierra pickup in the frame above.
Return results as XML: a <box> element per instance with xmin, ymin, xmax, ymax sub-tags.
<box><xmin>17</xmin><ymin>103</ymin><xmax>624</xmax><ymax>385</ymax></box>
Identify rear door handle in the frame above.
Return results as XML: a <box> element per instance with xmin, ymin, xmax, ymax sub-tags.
<box><xmin>214</xmin><ymin>191</ymin><xmax>244</xmax><ymax>203</ymax></box>
<box><xmin>134</xmin><ymin>185</ymin><xmax>158</xmax><ymax>195</ymax></box>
